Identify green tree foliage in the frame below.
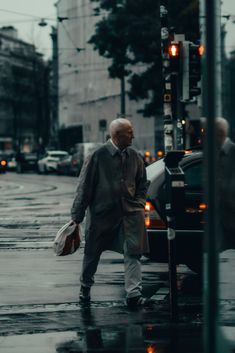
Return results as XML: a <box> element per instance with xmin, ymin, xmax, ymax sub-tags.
<box><xmin>166</xmin><ymin>0</ymin><xmax>199</xmax><ymax>41</ymax></box>
<box><xmin>89</xmin><ymin>0</ymin><xmax>199</xmax><ymax>117</ymax></box>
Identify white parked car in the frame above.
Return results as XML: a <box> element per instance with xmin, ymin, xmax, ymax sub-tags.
<box><xmin>37</xmin><ymin>150</ymin><xmax>69</xmax><ymax>174</ymax></box>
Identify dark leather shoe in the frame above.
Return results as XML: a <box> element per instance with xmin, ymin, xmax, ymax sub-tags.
<box><xmin>126</xmin><ymin>296</ymin><xmax>155</xmax><ymax>308</ymax></box>
<box><xmin>79</xmin><ymin>286</ymin><xmax>91</xmax><ymax>302</ymax></box>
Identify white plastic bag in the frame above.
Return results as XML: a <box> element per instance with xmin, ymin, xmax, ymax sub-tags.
<box><xmin>53</xmin><ymin>220</ymin><xmax>81</xmax><ymax>256</ymax></box>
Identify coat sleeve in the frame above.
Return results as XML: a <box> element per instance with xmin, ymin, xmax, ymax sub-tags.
<box><xmin>134</xmin><ymin>155</ymin><xmax>149</xmax><ymax>207</ymax></box>
<box><xmin>71</xmin><ymin>153</ymin><xmax>97</xmax><ymax>223</ymax></box>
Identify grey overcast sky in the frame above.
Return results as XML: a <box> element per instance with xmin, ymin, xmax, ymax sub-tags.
<box><xmin>0</xmin><ymin>0</ymin><xmax>57</xmax><ymax>58</ymax></box>
<box><xmin>0</xmin><ymin>0</ymin><xmax>234</xmax><ymax>59</ymax></box>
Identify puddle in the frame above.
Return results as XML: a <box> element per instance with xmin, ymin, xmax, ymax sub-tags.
<box><xmin>0</xmin><ymin>324</ymin><xmax>203</xmax><ymax>353</ymax></box>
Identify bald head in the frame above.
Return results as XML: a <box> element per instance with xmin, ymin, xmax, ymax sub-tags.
<box><xmin>109</xmin><ymin>118</ymin><xmax>132</xmax><ymax>137</ymax></box>
<box><xmin>109</xmin><ymin>118</ymin><xmax>134</xmax><ymax>150</ymax></box>
<box><xmin>215</xmin><ymin>117</ymin><xmax>229</xmax><ymax>147</ymax></box>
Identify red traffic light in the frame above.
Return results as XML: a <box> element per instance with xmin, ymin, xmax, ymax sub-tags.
<box><xmin>168</xmin><ymin>42</ymin><xmax>180</xmax><ymax>73</ymax></box>
<box><xmin>198</xmin><ymin>45</ymin><xmax>204</xmax><ymax>56</ymax></box>
<box><xmin>168</xmin><ymin>43</ymin><xmax>180</xmax><ymax>57</ymax></box>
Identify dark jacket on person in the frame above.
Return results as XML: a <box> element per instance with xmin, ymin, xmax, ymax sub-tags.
<box><xmin>218</xmin><ymin>138</ymin><xmax>235</xmax><ymax>249</ymax></box>
<box><xmin>71</xmin><ymin>140</ymin><xmax>149</xmax><ymax>255</ymax></box>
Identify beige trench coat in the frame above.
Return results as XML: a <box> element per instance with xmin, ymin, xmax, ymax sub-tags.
<box><xmin>71</xmin><ymin>140</ymin><xmax>149</xmax><ymax>255</ymax></box>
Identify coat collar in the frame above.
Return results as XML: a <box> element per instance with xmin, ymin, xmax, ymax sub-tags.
<box><xmin>105</xmin><ymin>139</ymin><xmax>130</xmax><ymax>156</ymax></box>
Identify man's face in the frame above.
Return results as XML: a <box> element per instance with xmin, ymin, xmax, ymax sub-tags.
<box><xmin>116</xmin><ymin>124</ymin><xmax>134</xmax><ymax>149</ymax></box>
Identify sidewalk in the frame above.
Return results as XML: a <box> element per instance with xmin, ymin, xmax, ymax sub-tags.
<box><xmin>0</xmin><ymin>245</ymin><xmax>234</xmax><ymax>352</ymax></box>
<box><xmin>0</xmin><ymin>245</ymin><xmax>200</xmax><ymax>353</ymax></box>
<box><xmin>219</xmin><ymin>250</ymin><xmax>235</xmax><ymax>352</ymax></box>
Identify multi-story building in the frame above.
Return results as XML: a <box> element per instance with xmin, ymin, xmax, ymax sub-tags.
<box><xmin>55</xmin><ymin>0</ymin><xmax>157</xmax><ymax>155</ymax></box>
<box><xmin>0</xmin><ymin>26</ymin><xmax>50</xmax><ymax>153</ymax></box>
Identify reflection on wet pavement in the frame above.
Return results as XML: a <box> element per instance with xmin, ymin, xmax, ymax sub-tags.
<box><xmin>56</xmin><ymin>324</ymin><xmax>202</xmax><ymax>353</ymax></box>
<box><xmin>178</xmin><ymin>273</ymin><xmax>202</xmax><ymax>296</ymax></box>
<box><xmin>1</xmin><ymin>324</ymin><xmax>202</xmax><ymax>353</ymax></box>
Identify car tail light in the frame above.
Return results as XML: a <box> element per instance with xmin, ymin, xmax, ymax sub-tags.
<box><xmin>144</xmin><ymin>201</ymin><xmax>166</xmax><ymax>229</ymax></box>
<box><xmin>186</xmin><ymin>202</ymin><xmax>207</xmax><ymax>214</ymax></box>
<box><xmin>1</xmin><ymin>160</ymin><xmax>7</xmax><ymax>166</ymax></box>
<box><xmin>199</xmin><ymin>202</ymin><xmax>207</xmax><ymax>210</ymax></box>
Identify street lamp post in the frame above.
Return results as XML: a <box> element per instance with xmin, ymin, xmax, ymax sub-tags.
<box><xmin>120</xmin><ymin>76</ymin><xmax>126</xmax><ymax>115</ymax></box>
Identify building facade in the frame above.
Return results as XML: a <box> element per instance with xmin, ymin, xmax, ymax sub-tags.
<box><xmin>0</xmin><ymin>26</ymin><xmax>50</xmax><ymax>153</ymax></box>
<box><xmin>55</xmin><ymin>0</ymin><xmax>157</xmax><ymax>155</ymax></box>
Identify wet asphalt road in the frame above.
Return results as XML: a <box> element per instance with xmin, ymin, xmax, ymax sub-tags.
<box><xmin>0</xmin><ymin>171</ymin><xmax>233</xmax><ymax>352</ymax></box>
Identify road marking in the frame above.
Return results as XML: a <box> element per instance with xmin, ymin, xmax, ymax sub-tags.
<box><xmin>0</xmin><ymin>241</ymin><xmax>53</xmax><ymax>249</ymax></box>
<box><xmin>150</xmin><ymin>287</ymin><xmax>169</xmax><ymax>301</ymax></box>
<box><xmin>0</xmin><ymin>301</ymin><xmax>126</xmax><ymax>315</ymax></box>
<box><xmin>0</xmin><ymin>240</ymin><xmax>85</xmax><ymax>250</ymax></box>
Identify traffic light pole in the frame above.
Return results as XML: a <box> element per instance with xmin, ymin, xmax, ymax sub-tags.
<box><xmin>171</xmin><ymin>70</ymin><xmax>183</xmax><ymax>150</ymax></box>
<box><xmin>161</xmin><ymin>35</ymin><xmax>203</xmax><ymax>152</ymax></box>
<box><xmin>160</xmin><ymin>5</ymin><xmax>174</xmax><ymax>152</ymax></box>
<box><xmin>160</xmin><ymin>23</ymin><xmax>186</xmax><ymax>152</ymax></box>
<box><xmin>161</xmin><ymin>6</ymin><xmax>185</xmax><ymax>322</ymax></box>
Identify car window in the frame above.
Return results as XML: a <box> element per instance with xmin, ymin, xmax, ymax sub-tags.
<box><xmin>183</xmin><ymin>162</ymin><xmax>203</xmax><ymax>189</ymax></box>
<box><xmin>24</xmin><ymin>153</ymin><xmax>37</xmax><ymax>160</ymax></box>
<box><xmin>49</xmin><ymin>153</ymin><xmax>67</xmax><ymax>158</ymax></box>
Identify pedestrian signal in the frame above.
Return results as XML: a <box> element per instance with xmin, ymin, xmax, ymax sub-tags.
<box><xmin>168</xmin><ymin>42</ymin><xmax>180</xmax><ymax>72</ymax></box>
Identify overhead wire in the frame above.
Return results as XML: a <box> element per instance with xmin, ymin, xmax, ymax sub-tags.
<box><xmin>0</xmin><ymin>6</ymin><xmax>235</xmax><ymax>21</ymax></box>
<box><xmin>0</xmin><ymin>8</ymin><xmax>55</xmax><ymax>21</ymax></box>
<box><xmin>0</xmin><ymin>5</ymin><xmax>234</xmax><ymax>58</ymax></box>
<box><xmin>60</xmin><ymin>21</ymin><xmax>86</xmax><ymax>53</ymax></box>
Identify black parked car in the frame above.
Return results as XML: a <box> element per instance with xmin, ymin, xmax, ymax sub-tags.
<box><xmin>15</xmin><ymin>152</ymin><xmax>38</xmax><ymax>173</ymax></box>
<box><xmin>145</xmin><ymin>151</ymin><xmax>204</xmax><ymax>273</ymax></box>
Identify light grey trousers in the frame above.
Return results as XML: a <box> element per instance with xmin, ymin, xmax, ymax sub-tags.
<box><xmin>80</xmin><ymin>241</ymin><xmax>142</xmax><ymax>299</ymax></box>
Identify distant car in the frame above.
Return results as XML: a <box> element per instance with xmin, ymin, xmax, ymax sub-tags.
<box><xmin>57</xmin><ymin>154</ymin><xmax>73</xmax><ymax>175</ymax></box>
<box><xmin>6</xmin><ymin>153</ymin><xmax>17</xmax><ymax>171</ymax></box>
<box><xmin>0</xmin><ymin>154</ymin><xmax>7</xmax><ymax>173</ymax></box>
<box><xmin>145</xmin><ymin>151</ymin><xmax>204</xmax><ymax>273</ymax></box>
<box><xmin>15</xmin><ymin>152</ymin><xmax>38</xmax><ymax>173</ymax></box>
<box><xmin>71</xmin><ymin>142</ymin><xmax>103</xmax><ymax>176</ymax></box>
<box><xmin>70</xmin><ymin>152</ymin><xmax>83</xmax><ymax>176</ymax></box>
<box><xmin>38</xmin><ymin>150</ymin><xmax>69</xmax><ymax>174</ymax></box>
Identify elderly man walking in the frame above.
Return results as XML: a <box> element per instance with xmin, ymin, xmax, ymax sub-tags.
<box><xmin>71</xmin><ymin>118</ymin><xmax>153</xmax><ymax>308</ymax></box>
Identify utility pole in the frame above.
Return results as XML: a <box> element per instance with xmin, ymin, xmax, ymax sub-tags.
<box><xmin>200</xmin><ymin>0</ymin><xmax>222</xmax><ymax>352</ymax></box>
